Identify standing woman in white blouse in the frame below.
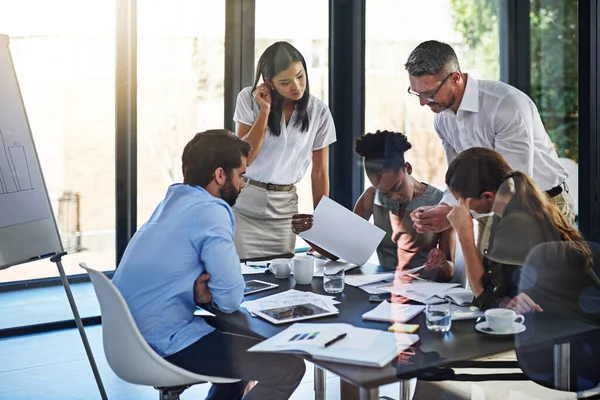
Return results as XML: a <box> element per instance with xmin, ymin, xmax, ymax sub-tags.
<box><xmin>233</xmin><ymin>41</ymin><xmax>336</xmax><ymax>260</ymax></box>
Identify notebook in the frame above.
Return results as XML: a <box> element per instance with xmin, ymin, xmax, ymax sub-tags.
<box><xmin>362</xmin><ymin>301</ymin><xmax>425</xmax><ymax>323</ymax></box>
<box><xmin>249</xmin><ymin>322</ymin><xmax>420</xmax><ymax>368</ymax></box>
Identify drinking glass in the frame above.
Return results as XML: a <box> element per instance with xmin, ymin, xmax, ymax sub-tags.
<box><xmin>426</xmin><ymin>299</ymin><xmax>452</xmax><ymax>333</ymax></box>
<box><xmin>323</xmin><ymin>264</ymin><xmax>345</xmax><ymax>293</ymax></box>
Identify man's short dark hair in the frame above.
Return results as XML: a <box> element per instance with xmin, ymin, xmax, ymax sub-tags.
<box><xmin>404</xmin><ymin>40</ymin><xmax>461</xmax><ymax>76</ymax></box>
<box><xmin>181</xmin><ymin>129</ymin><xmax>251</xmax><ymax>187</ymax></box>
<box><xmin>354</xmin><ymin>130</ymin><xmax>412</xmax><ymax>174</ymax></box>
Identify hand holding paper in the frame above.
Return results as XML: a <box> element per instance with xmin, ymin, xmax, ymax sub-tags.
<box><xmin>298</xmin><ymin>197</ymin><xmax>385</xmax><ymax>265</ymax></box>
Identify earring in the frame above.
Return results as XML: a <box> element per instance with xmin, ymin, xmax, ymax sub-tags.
<box><xmin>270</xmin><ymin>84</ymin><xmax>275</xmax><ymax>90</ymax></box>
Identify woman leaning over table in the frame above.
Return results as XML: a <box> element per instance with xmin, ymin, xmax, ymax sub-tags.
<box><xmin>233</xmin><ymin>41</ymin><xmax>336</xmax><ymax>260</ymax></box>
<box><xmin>444</xmin><ymin>147</ymin><xmax>599</xmax><ymax>314</ymax></box>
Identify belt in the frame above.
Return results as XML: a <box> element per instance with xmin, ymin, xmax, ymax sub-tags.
<box><xmin>545</xmin><ymin>182</ymin><xmax>567</xmax><ymax>198</ymax></box>
<box><xmin>247</xmin><ymin>178</ymin><xmax>295</xmax><ymax>192</ymax></box>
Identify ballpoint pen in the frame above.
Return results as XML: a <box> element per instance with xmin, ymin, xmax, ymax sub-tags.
<box><xmin>324</xmin><ymin>333</ymin><xmax>347</xmax><ymax>348</ymax></box>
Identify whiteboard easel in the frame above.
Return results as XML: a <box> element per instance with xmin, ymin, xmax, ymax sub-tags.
<box><xmin>0</xmin><ymin>34</ymin><xmax>107</xmax><ymax>400</ymax></box>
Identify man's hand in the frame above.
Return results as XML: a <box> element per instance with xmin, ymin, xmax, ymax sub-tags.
<box><xmin>291</xmin><ymin>213</ymin><xmax>313</xmax><ymax>234</ymax></box>
<box><xmin>502</xmin><ymin>293</ymin><xmax>543</xmax><ymax>314</ymax></box>
<box><xmin>194</xmin><ymin>273</ymin><xmax>213</xmax><ymax>305</ymax></box>
<box><xmin>409</xmin><ymin>205</ymin><xmax>452</xmax><ymax>233</ymax></box>
<box><xmin>424</xmin><ymin>248</ymin><xmax>447</xmax><ymax>270</ymax></box>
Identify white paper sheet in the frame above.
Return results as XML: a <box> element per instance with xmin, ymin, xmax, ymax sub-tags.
<box><xmin>362</xmin><ymin>301</ymin><xmax>425</xmax><ymax>323</ymax></box>
<box><xmin>314</xmin><ymin>260</ymin><xmax>360</xmax><ymax>277</ymax></box>
<box><xmin>437</xmin><ymin>287</ymin><xmax>474</xmax><ymax>306</ymax></box>
<box><xmin>241</xmin><ymin>263</ymin><xmax>268</xmax><ymax>275</ymax></box>
<box><xmin>357</xmin><ymin>280</ymin><xmax>394</xmax><ymax>294</ymax></box>
<box><xmin>298</xmin><ymin>196</ymin><xmax>385</xmax><ymax>265</ymax></box>
<box><xmin>241</xmin><ymin>289</ymin><xmax>339</xmax><ymax>316</ymax></box>
<box><xmin>345</xmin><ymin>272</ymin><xmax>395</xmax><ymax>287</ymax></box>
<box><xmin>380</xmin><ymin>282</ymin><xmax>460</xmax><ymax>303</ymax></box>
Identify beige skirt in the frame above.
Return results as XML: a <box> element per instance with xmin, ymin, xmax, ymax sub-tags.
<box><xmin>232</xmin><ymin>184</ymin><xmax>298</xmax><ymax>260</ymax></box>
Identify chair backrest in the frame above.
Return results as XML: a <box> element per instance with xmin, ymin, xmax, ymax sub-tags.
<box><xmin>514</xmin><ymin>242</ymin><xmax>600</xmax><ymax>392</ymax></box>
<box><xmin>80</xmin><ymin>262</ymin><xmax>238</xmax><ymax>387</ymax></box>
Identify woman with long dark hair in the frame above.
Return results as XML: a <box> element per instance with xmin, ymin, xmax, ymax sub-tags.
<box><xmin>445</xmin><ymin>147</ymin><xmax>598</xmax><ymax>313</ymax></box>
<box><xmin>232</xmin><ymin>41</ymin><xmax>336</xmax><ymax>259</ymax></box>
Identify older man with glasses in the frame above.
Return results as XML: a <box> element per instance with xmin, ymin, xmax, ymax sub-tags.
<box><xmin>404</xmin><ymin>40</ymin><xmax>575</xmax><ymax>258</ymax></box>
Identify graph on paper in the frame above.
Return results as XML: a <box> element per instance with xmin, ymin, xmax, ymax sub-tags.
<box><xmin>0</xmin><ymin>126</ymin><xmax>49</xmax><ymax>229</ymax></box>
<box><xmin>0</xmin><ymin>128</ymin><xmax>33</xmax><ymax>194</ymax></box>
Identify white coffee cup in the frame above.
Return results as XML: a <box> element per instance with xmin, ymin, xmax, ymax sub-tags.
<box><xmin>293</xmin><ymin>255</ymin><xmax>314</xmax><ymax>285</ymax></box>
<box><xmin>268</xmin><ymin>259</ymin><xmax>292</xmax><ymax>279</ymax></box>
<box><xmin>485</xmin><ymin>308</ymin><xmax>525</xmax><ymax>332</ymax></box>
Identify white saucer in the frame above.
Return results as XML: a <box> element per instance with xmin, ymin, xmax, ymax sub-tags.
<box><xmin>475</xmin><ymin>321</ymin><xmax>526</xmax><ymax>336</ymax></box>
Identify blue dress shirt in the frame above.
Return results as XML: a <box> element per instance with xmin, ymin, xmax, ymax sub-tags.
<box><xmin>112</xmin><ymin>184</ymin><xmax>245</xmax><ymax>357</ymax></box>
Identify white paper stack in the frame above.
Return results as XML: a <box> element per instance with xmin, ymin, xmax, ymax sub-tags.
<box><xmin>345</xmin><ymin>272</ymin><xmax>395</xmax><ymax>287</ymax></box>
<box><xmin>362</xmin><ymin>301</ymin><xmax>425</xmax><ymax>323</ymax></box>
<box><xmin>241</xmin><ymin>289</ymin><xmax>340</xmax><ymax>316</ymax></box>
<box><xmin>380</xmin><ymin>282</ymin><xmax>460</xmax><ymax>303</ymax></box>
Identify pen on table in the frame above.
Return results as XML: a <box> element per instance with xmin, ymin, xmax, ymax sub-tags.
<box><xmin>324</xmin><ymin>333</ymin><xmax>347</xmax><ymax>348</ymax></box>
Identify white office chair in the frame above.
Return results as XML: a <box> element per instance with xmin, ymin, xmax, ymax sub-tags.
<box><xmin>80</xmin><ymin>262</ymin><xmax>240</xmax><ymax>400</ymax></box>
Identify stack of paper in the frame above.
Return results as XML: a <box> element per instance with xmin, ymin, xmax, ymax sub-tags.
<box><xmin>380</xmin><ymin>282</ymin><xmax>460</xmax><ymax>303</ymax></box>
<box><xmin>362</xmin><ymin>301</ymin><xmax>425</xmax><ymax>323</ymax></box>
<box><xmin>241</xmin><ymin>289</ymin><xmax>340</xmax><ymax>316</ymax></box>
<box><xmin>345</xmin><ymin>272</ymin><xmax>395</xmax><ymax>287</ymax></box>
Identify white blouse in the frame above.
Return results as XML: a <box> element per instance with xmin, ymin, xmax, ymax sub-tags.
<box><xmin>233</xmin><ymin>87</ymin><xmax>337</xmax><ymax>185</ymax></box>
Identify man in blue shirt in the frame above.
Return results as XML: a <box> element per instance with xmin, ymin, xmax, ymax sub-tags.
<box><xmin>112</xmin><ymin>129</ymin><xmax>305</xmax><ymax>400</ymax></box>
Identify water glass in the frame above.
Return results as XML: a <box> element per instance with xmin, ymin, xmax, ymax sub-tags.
<box><xmin>426</xmin><ymin>299</ymin><xmax>452</xmax><ymax>333</ymax></box>
<box><xmin>323</xmin><ymin>264</ymin><xmax>345</xmax><ymax>293</ymax></box>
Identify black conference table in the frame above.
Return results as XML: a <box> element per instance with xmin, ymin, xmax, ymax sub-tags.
<box><xmin>207</xmin><ymin>261</ymin><xmax>600</xmax><ymax>400</ymax></box>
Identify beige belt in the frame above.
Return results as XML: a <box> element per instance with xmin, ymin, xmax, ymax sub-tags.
<box><xmin>247</xmin><ymin>178</ymin><xmax>295</xmax><ymax>192</ymax></box>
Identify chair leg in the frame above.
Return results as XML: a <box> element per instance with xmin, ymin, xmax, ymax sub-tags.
<box><xmin>156</xmin><ymin>385</ymin><xmax>190</xmax><ymax>400</ymax></box>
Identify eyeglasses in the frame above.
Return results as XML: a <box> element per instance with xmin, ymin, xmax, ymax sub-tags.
<box><xmin>407</xmin><ymin>72</ymin><xmax>454</xmax><ymax>102</ymax></box>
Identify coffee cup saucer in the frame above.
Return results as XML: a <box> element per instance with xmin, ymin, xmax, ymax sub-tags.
<box><xmin>475</xmin><ymin>321</ymin><xmax>526</xmax><ymax>336</ymax></box>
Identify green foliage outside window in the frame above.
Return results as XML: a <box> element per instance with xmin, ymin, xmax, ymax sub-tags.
<box><xmin>450</xmin><ymin>0</ymin><xmax>579</xmax><ymax>162</ymax></box>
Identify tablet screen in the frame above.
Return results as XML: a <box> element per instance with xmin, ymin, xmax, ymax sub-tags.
<box><xmin>244</xmin><ymin>279</ymin><xmax>278</xmax><ymax>295</ymax></box>
<box><xmin>257</xmin><ymin>302</ymin><xmax>335</xmax><ymax>323</ymax></box>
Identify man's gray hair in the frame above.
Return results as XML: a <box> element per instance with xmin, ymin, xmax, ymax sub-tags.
<box><xmin>405</xmin><ymin>40</ymin><xmax>461</xmax><ymax>76</ymax></box>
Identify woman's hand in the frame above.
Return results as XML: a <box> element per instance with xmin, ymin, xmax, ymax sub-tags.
<box><xmin>291</xmin><ymin>213</ymin><xmax>313</xmax><ymax>234</ymax></box>
<box><xmin>501</xmin><ymin>293</ymin><xmax>543</xmax><ymax>314</ymax></box>
<box><xmin>424</xmin><ymin>248</ymin><xmax>447</xmax><ymax>270</ymax></box>
<box><xmin>447</xmin><ymin>198</ymin><xmax>474</xmax><ymax>240</ymax></box>
<box><xmin>252</xmin><ymin>83</ymin><xmax>272</xmax><ymax>112</ymax></box>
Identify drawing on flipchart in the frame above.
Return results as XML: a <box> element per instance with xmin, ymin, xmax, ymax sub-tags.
<box><xmin>0</xmin><ymin>128</ymin><xmax>33</xmax><ymax>195</ymax></box>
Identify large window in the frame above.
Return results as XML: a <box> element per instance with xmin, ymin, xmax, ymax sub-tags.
<box><xmin>255</xmin><ymin>0</ymin><xmax>329</xmax><ymax>248</ymax></box>
<box><xmin>0</xmin><ymin>0</ymin><xmax>116</xmax><ymax>283</ymax></box>
<box><xmin>365</xmin><ymin>0</ymin><xmax>500</xmax><ymax>191</ymax></box>
<box><xmin>137</xmin><ymin>0</ymin><xmax>226</xmax><ymax>225</ymax></box>
<box><xmin>530</xmin><ymin>0</ymin><xmax>579</xmax><ymax>214</ymax></box>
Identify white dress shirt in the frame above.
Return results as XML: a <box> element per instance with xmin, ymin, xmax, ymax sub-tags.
<box><xmin>435</xmin><ymin>75</ymin><xmax>568</xmax><ymax>205</ymax></box>
<box><xmin>233</xmin><ymin>87</ymin><xmax>337</xmax><ymax>185</ymax></box>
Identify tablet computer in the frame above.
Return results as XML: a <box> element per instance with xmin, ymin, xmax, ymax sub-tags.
<box><xmin>244</xmin><ymin>279</ymin><xmax>278</xmax><ymax>295</ymax></box>
<box><xmin>254</xmin><ymin>302</ymin><xmax>339</xmax><ymax>325</ymax></box>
